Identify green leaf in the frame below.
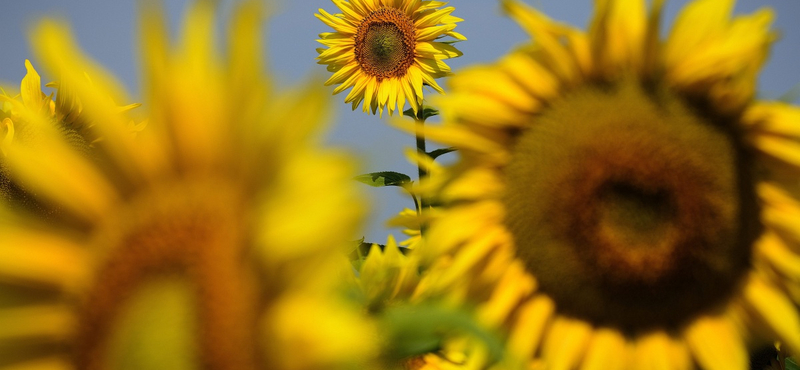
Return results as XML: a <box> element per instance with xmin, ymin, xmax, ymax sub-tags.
<box><xmin>427</xmin><ymin>147</ymin><xmax>456</xmax><ymax>160</ymax></box>
<box><xmin>381</xmin><ymin>304</ymin><xmax>505</xmax><ymax>364</ymax></box>
<box><xmin>402</xmin><ymin>107</ymin><xmax>439</xmax><ymax>120</ymax></box>
<box><xmin>787</xmin><ymin>356</ymin><xmax>800</xmax><ymax>370</ymax></box>
<box><xmin>354</xmin><ymin>171</ymin><xmax>412</xmax><ymax>188</ymax></box>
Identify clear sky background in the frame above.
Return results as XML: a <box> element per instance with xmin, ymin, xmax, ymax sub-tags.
<box><xmin>1</xmin><ymin>0</ymin><xmax>799</xmax><ymax>244</ymax></box>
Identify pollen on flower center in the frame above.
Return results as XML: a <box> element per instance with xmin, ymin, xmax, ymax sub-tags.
<box><xmin>75</xmin><ymin>180</ymin><xmax>259</xmax><ymax>370</ymax></box>
<box><xmin>354</xmin><ymin>7</ymin><xmax>416</xmax><ymax>81</ymax></box>
<box><xmin>502</xmin><ymin>80</ymin><xmax>760</xmax><ymax>333</ymax></box>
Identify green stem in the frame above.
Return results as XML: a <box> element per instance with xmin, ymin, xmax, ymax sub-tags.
<box><xmin>403</xmin><ymin>185</ymin><xmax>421</xmax><ymax>216</ymax></box>
<box><xmin>414</xmin><ymin>106</ymin><xmax>428</xmax><ymax>212</ymax></box>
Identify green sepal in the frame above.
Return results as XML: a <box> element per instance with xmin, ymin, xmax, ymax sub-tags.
<box><xmin>403</xmin><ymin>107</ymin><xmax>439</xmax><ymax>121</ymax></box>
<box><xmin>354</xmin><ymin>171</ymin><xmax>412</xmax><ymax>188</ymax></box>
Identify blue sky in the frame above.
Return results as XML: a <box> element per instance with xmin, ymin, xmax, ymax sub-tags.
<box><xmin>2</xmin><ymin>0</ymin><xmax>799</xmax><ymax>243</ymax></box>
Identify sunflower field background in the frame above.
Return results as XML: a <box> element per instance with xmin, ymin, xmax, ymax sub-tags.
<box><xmin>1</xmin><ymin>0</ymin><xmax>800</xmax><ymax>369</ymax></box>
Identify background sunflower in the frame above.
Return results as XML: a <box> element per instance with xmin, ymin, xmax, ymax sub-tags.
<box><xmin>315</xmin><ymin>0</ymin><xmax>464</xmax><ymax>117</ymax></box>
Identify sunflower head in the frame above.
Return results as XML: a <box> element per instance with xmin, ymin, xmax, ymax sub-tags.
<box><xmin>422</xmin><ymin>0</ymin><xmax>800</xmax><ymax>368</ymax></box>
<box><xmin>316</xmin><ymin>0</ymin><xmax>465</xmax><ymax>117</ymax></box>
<box><xmin>0</xmin><ymin>1</ymin><xmax>377</xmax><ymax>369</ymax></box>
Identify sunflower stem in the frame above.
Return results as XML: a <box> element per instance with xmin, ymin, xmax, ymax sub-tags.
<box><xmin>403</xmin><ymin>185</ymin><xmax>421</xmax><ymax>216</ymax></box>
<box><xmin>414</xmin><ymin>106</ymin><xmax>429</xmax><ymax>213</ymax></box>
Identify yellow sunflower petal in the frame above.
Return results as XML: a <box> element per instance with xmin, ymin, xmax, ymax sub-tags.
<box><xmin>757</xmin><ymin>231</ymin><xmax>800</xmax><ymax>280</ymax></box>
<box><xmin>416</xmin><ymin>41</ymin><xmax>463</xmax><ymax>59</ymax></box>
<box><xmin>477</xmin><ymin>260</ymin><xmax>536</xmax><ymax>327</ymax></box>
<box><xmin>500</xmin><ymin>0</ymin><xmax>579</xmax><ymax>82</ymax></box>
<box><xmin>0</xmin><ymin>231</ymin><xmax>88</xmax><ymax>292</ymax></box>
<box><xmin>1</xmin><ymin>123</ymin><xmax>117</xmax><ymax>221</ymax></box>
<box><xmin>20</xmin><ymin>60</ymin><xmax>45</xmax><ymax>114</ymax></box>
<box><xmin>542</xmin><ymin>316</ymin><xmax>593</xmax><ymax>370</ymax></box>
<box><xmin>448</xmin><ymin>67</ymin><xmax>538</xmax><ymax>115</ymax></box>
<box><xmin>362</xmin><ymin>76</ymin><xmax>377</xmax><ymax>113</ymax></box>
<box><xmin>744</xmin><ymin>102</ymin><xmax>800</xmax><ymax>139</ymax></box>
<box><xmin>315</xmin><ymin>9</ymin><xmax>357</xmax><ymax>34</ymax></box>
<box><xmin>742</xmin><ymin>274</ymin><xmax>800</xmax><ymax>354</ymax></box>
<box><xmin>634</xmin><ymin>331</ymin><xmax>691</xmax><ymax>370</ymax></box>
<box><xmin>34</xmin><ymin>21</ymin><xmax>166</xmax><ymax>185</ymax></box>
<box><xmin>415</xmin><ymin>24</ymin><xmax>457</xmax><ymax>42</ymax></box>
<box><xmin>579</xmin><ymin>328</ymin><xmax>628</xmax><ymax>370</ymax></box>
<box><xmin>440</xmin><ymin>167</ymin><xmax>503</xmax><ymax>203</ymax></box>
<box><xmin>507</xmin><ymin>295</ymin><xmax>555</xmax><ymax>360</ymax></box>
<box><xmin>591</xmin><ymin>0</ymin><xmax>646</xmax><ymax>71</ymax></box>
<box><xmin>759</xmin><ymin>183</ymin><xmax>800</xmax><ymax>248</ymax></box>
<box><xmin>325</xmin><ymin>62</ymin><xmax>360</xmax><ymax>86</ymax></box>
<box><xmin>498</xmin><ymin>53</ymin><xmax>561</xmax><ymax>102</ymax></box>
<box><xmin>437</xmin><ymin>226</ymin><xmax>507</xmax><ymax>289</ymax></box>
<box><xmin>332</xmin><ymin>0</ymin><xmax>365</xmax><ymax>23</ymax></box>
<box><xmin>665</xmin><ymin>0</ymin><xmax>733</xmax><ymax>66</ymax></box>
<box><xmin>0</xmin><ymin>357</ymin><xmax>74</xmax><ymax>370</ymax></box>
<box><xmin>0</xmin><ymin>305</ymin><xmax>75</xmax><ymax>342</ymax></box>
<box><xmin>414</xmin><ymin>7</ymin><xmax>455</xmax><ymax>28</ymax></box>
<box><xmin>751</xmin><ymin>134</ymin><xmax>800</xmax><ymax>169</ymax></box>
<box><xmin>685</xmin><ymin>316</ymin><xmax>747</xmax><ymax>370</ymax></box>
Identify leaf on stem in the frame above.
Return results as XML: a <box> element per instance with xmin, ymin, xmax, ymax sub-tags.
<box><xmin>354</xmin><ymin>171</ymin><xmax>412</xmax><ymax>188</ymax></box>
<box><xmin>427</xmin><ymin>147</ymin><xmax>456</xmax><ymax>160</ymax></box>
<box><xmin>403</xmin><ymin>107</ymin><xmax>439</xmax><ymax>120</ymax></box>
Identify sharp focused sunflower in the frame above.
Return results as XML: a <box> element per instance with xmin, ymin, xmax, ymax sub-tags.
<box><xmin>417</xmin><ymin>0</ymin><xmax>800</xmax><ymax>369</ymax></box>
<box><xmin>0</xmin><ymin>1</ymin><xmax>375</xmax><ymax>370</ymax></box>
<box><xmin>315</xmin><ymin>0</ymin><xmax>465</xmax><ymax>117</ymax></box>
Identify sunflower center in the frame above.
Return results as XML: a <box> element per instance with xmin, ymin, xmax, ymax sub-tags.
<box><xmin>502</xmin><ymin>80</ymin><xmax>759</xmax><ymax>333</ymax></box>
<box><xmin>75</xmin><ymin>179</ymin><xmax>259</xmax><ymax>370</ymax></box>
<box><xmin>598</xmin><ymin>183</ymin><xmax>673</xmax><ymax>244</ymax></box>
<box><xmin>354</xmin><ymin>7</ymin><xmax>416</xmax><ymax>81</ymax></box>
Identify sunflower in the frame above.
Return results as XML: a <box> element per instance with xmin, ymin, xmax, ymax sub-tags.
<box><xmin>415</xmin><ymin>0</ymin><xmax>800</xmax><ymax>369</ymax></box>
<box><xmin>0</xmin><ymin>1</ymin><xmax>375</xmax><ymax>370</ymax></box>
<box><xmin>315</xmin><ymin>0</ymin><xmax>465</xmax><ymax>117</ymax></box>
<box><xmin>354</xmin><ymin>235</ymin><xmax>501</xmax><ymax>370</ymax></box>
<box><xmin>0</xmin><ymin>60</ymin><xmax>140</xmax><ymax>213</ymax></box>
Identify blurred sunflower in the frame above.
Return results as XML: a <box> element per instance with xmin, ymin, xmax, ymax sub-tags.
<box><xmin>315</xmin><ymin>0</ymin><xmax>465</xmax><ymax>117</ymax></box>
<box><xmin>0</xmin><ymin>1</ymin><xmax>375</xmax><ymax>370</ymax></box>
<box><xmin>354</xmin><ymin>236</ymin><xmax>500</xmax><ymax>370</ymax></box>
<box><xmin>0</xmin><ymin>60</ymin><xmax>140</xmax><ymax>213</ymax></box>
<box><xmin>417</xmin><ymin>0</ymin><xmax>800</xmax><ymax>369</ymax></box>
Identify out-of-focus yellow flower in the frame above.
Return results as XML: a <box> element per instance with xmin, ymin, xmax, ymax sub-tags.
<box><xmin>0</xmin><ymin>60</ymin><xmax>140</xmax><ymax>212</ymax></box>
<box><xmin>0</xmin><ymin>1</ymin><xmax>375</xmax><ymax>370</ymax></box>
<box><xmin>315</xmin><ymin>0</ymin><xmax>464</xmax><ymax>117</ymax></box>
<box><xmin>413</xmin><ymin>0</ymin><xmax>800</xmax><ymax>369</ymax></box>
<box><xmin>385</xmin><ymin>207</ymin><xmax>434</xmax><ymax>250</ymax></box>
<box><xmin>358</xmin><ymin>235</ymin><xmax>422</xmax><ymax>311</ymax></box>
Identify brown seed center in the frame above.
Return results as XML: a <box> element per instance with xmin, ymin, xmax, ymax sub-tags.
<box><xmin>75</xmin><ymin>180</ymin><xmax>259</xmax><ymax>370</ymax></box>
<box><xmin>354</xmin><ymin>7</ymin><xmax>416</xmax><ymax>81</ymax></box>
<box><xmin>502</xmin><ymin>80</ymin><xmax>759</xmax><ymax>333</ymax></box>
